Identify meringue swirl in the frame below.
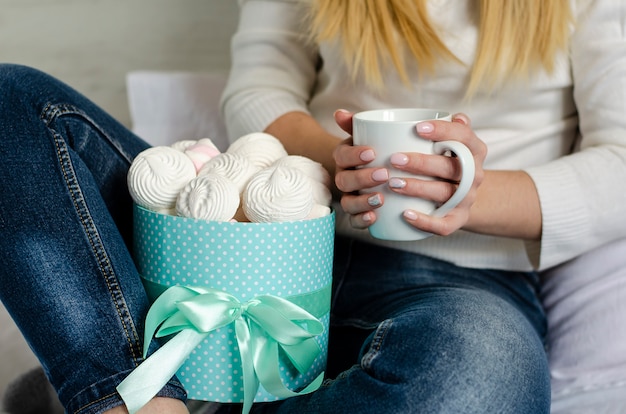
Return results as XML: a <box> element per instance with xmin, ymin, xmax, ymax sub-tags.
<box><xmin>227</xmin><ymin>132</ymin><xmax>288</xmax><ymax>169</ymax></box>
<box><xmin>176</xmin><ymin>173</ymin><xmax>240</xmax><ymax>222</ymax></box>
<box><xmin>198</xmin><ymin>152</ymin><xmax>259</xmax><ymax>194</ymax></box>
<box><xmin>170</xmin><ymin>139</ymin><xmax>198</xmax><ymax>152</ymax></box>
<box><xmin>127</xmin><ymin>146</ymin><xmax>197</xmax><ymax>211</ymax></box>
<box><xmin>272</xmin><ymin>155</ymin><xmax>332</xmax><ymax>206</ymax></box>
<box><xmin>272</xmin><ymin>155</ymin><xmax>331</xmax><ymax>186</ymax></box>
<box><xmin>243</xmin><ymin>166</ymin><xmax>314</xmax><ymax>223</ymax></box>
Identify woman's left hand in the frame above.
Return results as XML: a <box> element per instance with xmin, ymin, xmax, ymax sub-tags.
<box><xmin>333</xmin><ymin>110</ymin><xmax>487</xmax><ymax>236</ymax></box>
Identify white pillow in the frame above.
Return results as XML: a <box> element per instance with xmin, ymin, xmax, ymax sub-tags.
<box><xmin>126</xmin><ymin>71</ymin><xmax>229</xmax><ymax>150</ymax></box>
<box><xmin>541</xmin><ymin>237</ymin><xmax>626</xmax><ymax>412</ymax></box>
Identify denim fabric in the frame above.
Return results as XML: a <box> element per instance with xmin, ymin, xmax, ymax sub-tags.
<box><xmin>0</xmin><ymin>64</ymin><xmax>186</xmax><ymax>414</ymax></box>
<box><xmin>244</xmin><ymin>236</ymin><xmax>551</xmax><ymax>413</ymax></box>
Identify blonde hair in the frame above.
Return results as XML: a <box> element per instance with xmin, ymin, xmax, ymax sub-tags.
<box><xmin>309</xmin><ymin>0</ymin><xmax>572</xmax><ymax>95</ymax></box>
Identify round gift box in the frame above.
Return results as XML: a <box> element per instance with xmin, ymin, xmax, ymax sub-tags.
<box><xmin>132</xmin><ymin>204</ymin><xmax>335</xmax><ymax>403</ymax></box>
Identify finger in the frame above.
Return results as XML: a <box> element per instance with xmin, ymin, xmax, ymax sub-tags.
<box><xmin>349</xmin><ymin>211</ymin><xmax>377</xmax><ymax>229</ymax></box>
<box><xmin>340</xmin><ymin>192</ymin><xmax>383</xmax><ymax>215</ymax></box>
<box><xmin>415</xmin><ymin>119</ymin><xmax>470</xmax><ymax>144</ymax></box>
<box><xmin>390</xmin><ymin>152</ymin><xmax>464</xmax><ymax>183</ymax></box>
<box><xmin>451</xmin><ymin>112</ymin><xmax>471</xmax><ymax>127</ymax></box>
<box><xmin>415</xmin><ymin>117</ymin><xmax>487</xmax><ymax>158</ymax></box>
<box><xmin>334</xmin><ymin>109</ymin><xmax>354</xmax><ymax>135</ymax></box>
<box><xmin>335</xmin><ymin>167</ymin><xmax>389</xmax><ymax>193</ymax></box>
<box><xmin>388</xmin><ymin>176</ymin><xmax>459</xmax><ymax>205</ymax></box>
<box><xmin>333</xmin><ymin>139</ymin><xmax>376</xmax><ymax>170</ymax></box>
<box><xmin>402</xmin><ymin>207</ymin><xmax>469</xmax><ymax>237</ymax></box>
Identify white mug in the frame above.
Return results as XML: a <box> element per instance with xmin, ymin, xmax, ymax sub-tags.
<box><xmin>352</xmin><ymin>108</ymin><xmax>475</xmax><ymax>241</ymax></box>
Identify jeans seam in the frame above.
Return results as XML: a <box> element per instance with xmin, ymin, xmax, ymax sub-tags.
<box><xmin>74</xmin><ymin>391</ymin><xmax>118</xmax><ymax>414</ymax></box>
<box><xmin>41</xmin><ymin>103</ymin><xmax>143</xmax><ymax>365</ymax></box>
<box><xmin>361</xmin><ymin>318</ymin><xmax>392</xmax><ymax>370</ymax></box>
<box><xmin>41</xmin><ymin>102</ymin><xmax>136</xmax><ymax>163</ymax></box>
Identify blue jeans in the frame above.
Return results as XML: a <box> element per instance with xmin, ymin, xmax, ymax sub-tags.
<box><xmin>0</xmin><ymin>64</ymin><xmax>550</xmax><ymax>413</ymax></box>
<box><xmin>0</xmin><ymin>64</ymin><xmax>186</xmax><ymax>413</ymax></box>
<box><xmin>247</xmin><ymin>237</ymin><xmax>551</xmax><ymax>413</ymax></box>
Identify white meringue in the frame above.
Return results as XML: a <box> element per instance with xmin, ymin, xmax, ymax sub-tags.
<box><xmin>272</xmin><ymin>155</ymin><xmax>332</xmax><ymax>206</ymax></box>
<box><xmin>184</xmin><ymin>138</ymin><xmax>221</xmax><ymax>172</ymax></box>
<box><xmin>176</xmin><ymin>173</ymin><xmax>240</xmax><ymax>222</ymax></box>
<box><xmin>307</xmin><ymin>204</ymin><xmax>332</xmax><ymax>219</ymax></box>
<box><xmin>127</xmin><ymin>146</ymin><xmax>197</xmax><ymax>211</ymax></box>
<box><xmin>243</xmin><ymin>166</ymin><xmax>314</xmax><ymax>223</ymax></box>
<box><xmin>272</xmin><ymin>155</ymin><xmax>331</xmax><ymax>186</ymax></box>
<box><xmin>227</xmin><ymin>132</ymin><xmax>288</xmax><ymax>169</ymax></box>
<box><xmin>155</xmin><ymin>207</ymin><xmax>178</xmax><ymax>216</ymax></box>
<box><xmin>170</xmin><ymin>140</ymin><xmax>198</xmax><ymax>152</ymax></box>
<box><xmin>198</xmin><ymin>152</ymin><xmax>259</xmax><ymax>195</ymax></box>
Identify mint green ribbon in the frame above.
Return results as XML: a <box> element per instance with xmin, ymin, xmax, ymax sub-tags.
<box><xmin>117</xmin><ymin>284</ymin><xmax>330</xmax><ymax>414</ymax></box>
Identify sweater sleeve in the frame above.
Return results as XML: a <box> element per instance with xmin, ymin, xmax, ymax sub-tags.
<box><xmin>524</xmin><ymin>0</ymin><xmax>626</xmax><ymax>270</ymax></box>
<box><xmin>220</xmin><ymin>0</ymin><xmax>319</xmax><ymax>142</ymax></box>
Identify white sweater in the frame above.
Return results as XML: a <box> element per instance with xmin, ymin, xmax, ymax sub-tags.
<box><xmin>221</xmin><ymin>0</ymin><xmax>626</xmax><ymax>271</ymax></box>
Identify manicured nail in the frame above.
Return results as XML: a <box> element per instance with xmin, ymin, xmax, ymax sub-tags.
<box><xmin>416</xmin><ymin>122</ymin><xmax>434</xmax><ymax>134</ymax></box>
<box><xmin>389</xmin><ymin>178</ymin><xmax>406</xmax><ymax>189</ymax></box>
<box><xmin>367</xmin><ymin>194</ymin><xmax>382</xmax><ymax>207</ymax></box>
<box><xmin>390</xmin><ymin>153</ymin><xmax>409</xmax><ymax>166</ymax></box>
<box><xmin>362</xmin><ymin>212</ymin><xmax>374</xmax><ymax>222</ymax></box>
<box><xmin>372</xmin><ymin>169</ymin><xmax>389</xmax><ymax>182</ymax></box>
<box><xmin>403</xmin><ymin>210</ymin><xmax>418</xmax><ymax>220</ymax></box>
<box><xmin>360</xmin><ymin>149</ymin><xmax>376</xmax><ymax>162</ymax></box>
<box><xmin>452</xmin><ymin>113</ymin><xmax>470</xmax><ymax>125</ymax></box>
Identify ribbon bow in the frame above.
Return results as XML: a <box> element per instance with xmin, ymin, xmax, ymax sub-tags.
<box><xmin>117</xmin><ymin>286</ymin><xmax>326</xmax><ymax>414</ymax></box>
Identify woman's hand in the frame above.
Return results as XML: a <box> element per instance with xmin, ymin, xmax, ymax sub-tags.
<box><xmin>333</xmin><ymin>110</ymin><xmax>487</xmax><ymax>236</ymax></box>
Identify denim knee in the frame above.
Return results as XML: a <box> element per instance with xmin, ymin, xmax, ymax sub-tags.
<box><xmin>0</xmin><ymin>64</ymin><xmax>50</xmax><ymax>102</ymax></box>
<box><xmin>358</xmin><ymin>289</ymin><xmax>550</xmax><ymax>413</ymax></box>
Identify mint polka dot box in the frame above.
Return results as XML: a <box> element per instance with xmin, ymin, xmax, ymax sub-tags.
<box><xmin>118</xmin><ymin>134</ymin><xmax>335</xmax><ymax>412</ymax></box>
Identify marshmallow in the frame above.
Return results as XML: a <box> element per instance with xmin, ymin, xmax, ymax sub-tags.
<box><xmin>243</xmin><ymin>166</ymin><xmax>314</xmax><ymax>223</ymax></box>
<box><xmin>176</xmin><ymin>173</ymin><xmax>240</xmax><ymax>222</ymax></box>
<box><xmin>198</xmin><ymin>152</ymin><xmax>259</xmax><ymax>195</ymax></box>
<box><xmin>127</xmin><ymin>146</ymin><xmax>197</xmax><ymax>211</ymax></box>
<box><xmin>272</xmin><ymin>155</ymin><xmax>332</xmax><ymax>206</ymax></box>
<box><xmin>227</xmin><ymin>132</ymin><xmax>288</xmax><ymax>169</ymax></box>
<box><xmin>184</xmin><ymin>138</ymin><xmax>221</xmax><ymax>172</ymax></box>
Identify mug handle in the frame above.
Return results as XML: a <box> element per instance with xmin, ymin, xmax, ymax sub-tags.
<box><xmin>430</xmin><ymin>140</ymin><xmax>475</xmax><ymax>218</ymax></box>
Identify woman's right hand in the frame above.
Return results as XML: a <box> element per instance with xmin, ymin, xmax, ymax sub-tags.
<box><xmin>332</xmin><ymin>110</ymin><xmax>388</xmax><ymax>229</ymax></box>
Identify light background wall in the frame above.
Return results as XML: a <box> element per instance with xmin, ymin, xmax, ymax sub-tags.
<box><xmin>0</xmin><ymin>0</ymin><xmax>239</xmax><ymax>126</ymax></box>
<box><xmin>0</xmin><ymin>0</ymin><xmax>239</xmax><ymax>398</ymax></box>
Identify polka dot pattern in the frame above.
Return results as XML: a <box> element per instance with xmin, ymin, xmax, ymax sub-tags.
<box><xmin>133</xmin><ymin>205</ymin><xmax>335</xmax><ymax>402</ymax></box>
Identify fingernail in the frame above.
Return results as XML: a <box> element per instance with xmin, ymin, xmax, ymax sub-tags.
<box><xmin>362</xmin><ymin>212</ymin><xmax>374</xmax><ymax>222</ymax></box>
<box><xmin>416</xmin><ymin>122</ymin><xmax>434</xmax><ymax>134</ymax></box>
<box><xmin>389</xmin><ymin>178</ymin><xmax>406</xmax><ymax>189</ymax></box>
<box><xmin>390</xmin><ymin>153</ymin><xmax>409</xmax><ymax>166</ymax></box>
<box><xmin>452</xmin><ymin>113</ymin><xmax>470</xmax><ymax>125</ymax></box>
<box><xmin>372</xmin><ymin>169</ymin><xmax>389</xmax><ymax>182</ymax></box>
<box><xmin>403</xmin><ymin>210</ymin><xmax>418</xmax><ymax>220</ymax></box>
<box><xmin>367</xmin><ymin>194</ymin><xmax>382</xmax><ymax>207</ymax></box>
<box><xmin>360</xmin><ymin>149</ymin><xmax>375</xmax><ymax>162</ymax></box>
<box><xmin>334</xmin><ymin>109</ymin><xmax>350</xmax><ymax>117</ymax></box>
